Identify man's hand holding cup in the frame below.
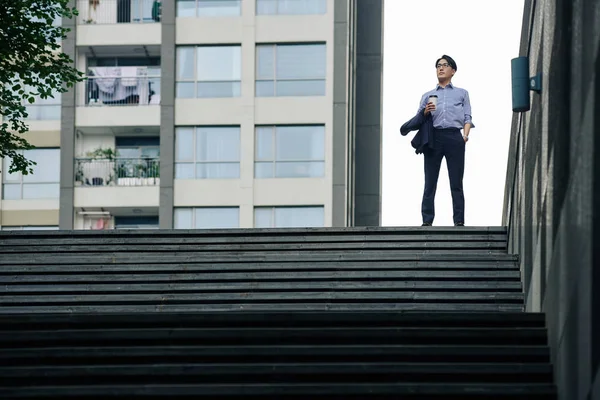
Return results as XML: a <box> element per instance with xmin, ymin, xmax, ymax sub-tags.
<box><xmin>424</xmin><ymin>95</ymin><xmax>437</xmax><ymax>116</ymax></box>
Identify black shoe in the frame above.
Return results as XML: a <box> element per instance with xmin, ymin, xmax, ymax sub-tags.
<box><xmin>422</xmin><ymin>222</ymin><xmax>432</xmax><ymax>226</ymax></box>
<box><xmin>454</xmin><ymin>222</ymin><xmax>464</xmax><ymax>226</ymax></box>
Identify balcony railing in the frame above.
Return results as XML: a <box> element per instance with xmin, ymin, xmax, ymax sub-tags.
<box><xmin>77</xmin><ymin>0</ymin><xmax>162</xmax><ymax>25</ymax></box>
<box><xmin>81</xmin><ymin>69</ymin><xmax>161</xmax><ymax>106</ymax></box>
<box><xmin>75</xmin><ymin>158</ymin><xmax>160</xmax><ymax>187</ymax></box>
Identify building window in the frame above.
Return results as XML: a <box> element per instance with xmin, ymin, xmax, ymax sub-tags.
<box><xmin>255</xmin><ymin>206</ymin><xmax>324</xmax><ymax>228</ymax></box>
<box><xmin>256</xmin><ymin>0</ymin><xmax>327</xmax><ymax>15</ymax></box>
<box><xmin>88</xmin><ymin>57</ymin><xmax>161</xmax><ymax>68</ymax></box>
<box><xmin>256</xmin><ymin>43</ymin><xmax>326</xmax><ymax>97</ymax></box>
<box><xmin>115</xmin><ymin>136</ymin><xmax>160</xmax><ymax>159</ymax></box>
<box><xmin>177</xmin><ymin>0</ymin><xmax>241</xmax><ymax>17</ymax></box>
<box><xmin>3</xmin><ymin>85</ymin><xmax>61</xmax><ymax>121</ymax></box>
<box><xmin>175</xmin><ymin>127</ymin><xmax>240</xmax><ymax>179</ymax></box>
<box><xmin>2</xmin><ymin>149</ymin><xmax>60</xmax><ymax>200</ymax></box>
<box><xmin>1</xmin><ymin>226</ymin><xmax>59</xmax><ymax>231</ymax></box>
<box><xmin>255</xmin><ymin>125</ymin><xmax>325</xmax><ymax>178</ymax></box>
<box><xmin>174</xmin><ymin>207</ymin><xmax>240</xmax><ymax>229</ymax></box>
<box><xmin>24</xmin><ymin>88</ymin><xmax>61</xmax><ymax>121</ymax></box>
<box><xmin>176</xmin><ymin>45</ymin><xmax>241</xmax><ymax>98</ymax></box>
<box><xmin>114</xmin><ymin>216</ymin><xmax>159</xmax><ymax>230</ymax></box>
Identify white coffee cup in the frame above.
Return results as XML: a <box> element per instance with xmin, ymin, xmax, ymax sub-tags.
<box><xmin>428</xmin><ymin>95</ymin><xmax>438</xmax><ymax>108</ymax></box>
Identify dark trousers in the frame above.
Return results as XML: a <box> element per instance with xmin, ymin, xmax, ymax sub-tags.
<box><xmin>422</xmin><ymin>128</ymin><xmax>465</xmax><ymax>224</ymax></box>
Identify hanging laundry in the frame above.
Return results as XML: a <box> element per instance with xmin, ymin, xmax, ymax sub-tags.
<box><xmin>120</xmin><ymin>67</ymin><xmax>138</xmax><ymax>87</ymax></box>
<box><xmin>90</xmin><ymin>67</ymin><xmax>120</xmax><ymax>94</ymax></box>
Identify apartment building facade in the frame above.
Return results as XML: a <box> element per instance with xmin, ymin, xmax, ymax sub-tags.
<box><xmin>0</xmin><ymin>0</ymin><xmax>383</xmax><ymax>231</ymax></box>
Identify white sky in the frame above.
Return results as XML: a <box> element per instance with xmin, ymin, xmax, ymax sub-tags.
<box><xmin>381</xmin><ymin>0</ymin><xmax>525</xmax><ymax>227</ymax></box>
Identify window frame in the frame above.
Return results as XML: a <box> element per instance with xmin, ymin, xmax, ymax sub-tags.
<box><xmin>255</xmin><ymin>43</ymin><xmax>326</xmax><ymax>97</ymax></box>
<box><xmin>2</xmin><ymin>148</ymin><xmax>61</xmax><ymax>200</ymax></box>
<box><xmin>254</xmin><ymin>124</ymin><xmax>326</xmax><ymax>178</ymax></box>
<box><xmin>176</xmin><ymin>0</ymin><xmax>242</xmax><ymax>18</ymax></box>
<box><xmin>254</xmin><ymin>206</ymin><xmax>325</xmax><ymax>228</ymax></box>
<box><xmin>25</xmin><ymin>84</ymin><xmax>61</xmax><ymax>120</ymax></box>
<box><xmin>3</xmin><ymin>83</ymin><xmax>62</xmax><ymax>122</ymax></box>
<box><xmin>114</xmin><ymin>216</ymin><xmax>160</xmax><ymax>230</ymax></box>
<box><xmin>0</xmin><ymin>226</ymin><xmax>59</xmax><ymax>231</ymax></box>
<box><xmin>176</xmin><ymin>45</ymin><xmax>242</xmax><ymax>98</ymax></box>
<box><xmin>175</xmin><ymin>126</ymin><xmax>241</xmax><ymax>179</ymax></box>
<box><xmin>174</xmin><ymin>207</ymin><xmax>240</xmax><ymax>229</ymax></box>
<box><xmin>256</xmin><ymin>0</ymin><xmax>327</xmax><ymax>16</ymax></box>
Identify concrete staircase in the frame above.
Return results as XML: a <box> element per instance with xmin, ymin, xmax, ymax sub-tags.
<box><xmin>0</xmin><ymin>227</ymin><xmax>557</xmax><ymax>398</ymax></box>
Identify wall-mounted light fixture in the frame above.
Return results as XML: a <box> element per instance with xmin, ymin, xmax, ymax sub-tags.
<box><xmin>511</xmin><ymin>56</ymin><xmax>542</xmax><ymax>112</ymax></box>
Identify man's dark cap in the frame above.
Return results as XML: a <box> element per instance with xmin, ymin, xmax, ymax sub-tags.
<box><xmin>436</xmin><ymin>55</ymin><xmax>457</xmax><ymax>71</ymax></box>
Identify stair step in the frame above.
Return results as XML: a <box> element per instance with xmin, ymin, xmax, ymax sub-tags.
<box><xmin>0</xmin><ymin>382</ymin><xmax>557</xmax><ymax>398</ymax></box>
<box><xmin>0</xmin><ymin>327</ymin><xmax>547</xmax><ymax>347</ymax></box>
<box><xmin>0</xmin><ymin>311</ymin><xmax>546</xmax><ymax>328</ymax></box>
<box><xmin>0</xmin><ymin>241</ymin><xmax>507</xmax><ymax>253</ymax></box>
<box><xmin>0</xmin><ymin>233</ymin><xmax>508</xmax><ymax>247</ymax></box>
<box><xmin>0</xmin><ymin>241</ymin><xmax>508</xmax><ymax>254</ymax></box>
<box><xmin>0</xmin><ymin>345</ymin><xmax>551</xmax><ymax>364</ymax></box>
<box><xmin>0</xmin><ymin>303</ymin><xmax>526</xmax><ymax>313</ymax></box>
<box><xmin>0</xmin><ymin>362</ymin><xmax>553</xmax><ymax>383</ymax></box>
<box><xmin>0</xmin><ymin>291</ymin><xmax>525</xmax><ymax>306</ymax></box>
<box><xmin>0</xmin><ymin>269</ymin><xmax>522</xmax><ymax>282</ymax></box>
<box><xmin>0</xmin><ymin>226</ymin><xmax>507</xmax><ymax>239</ymax></box>
<box><xmin>1</xmin><ymin>251</ymin><xmax>510</xmax><ymax>260</ymax></box>
<box><xmin>0</xmin><ymin>251</ymin><xmax>518</xmax><ymax>265</ymax></box>
<box><xmin>0</xmin><ymin>260</ymin><xmax>520</xmax><ymax>273</ymax></box>
<box><xmin>1</xmin><ymin>281</ymin><xmax>523</xmax><ymax>293</ymax></box>
<box><xmin>0</xmin><ymin>252</ymin><xmax>517</xmax><ymax>265</ymax></box>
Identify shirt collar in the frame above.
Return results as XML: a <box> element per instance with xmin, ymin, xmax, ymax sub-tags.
<box><xmin>436</xmin><ymin>82</ymin><xmax>454</xmax><ymax>90</ymax></box>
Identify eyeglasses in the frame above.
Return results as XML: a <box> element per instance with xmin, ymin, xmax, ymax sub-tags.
<box><xmin>436</xmin><ymin>63</ymin><xmax>451</xmax><ymax>69</ymax></box>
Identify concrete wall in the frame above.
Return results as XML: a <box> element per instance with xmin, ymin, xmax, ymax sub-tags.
<box><xmin>159</xmin><ymin>0</ymin><xmax>175</xmax><ymax>229</ymax></box>
<box><xmin>59</xmin><ymin>0</ymin><xmax>77</xmax><ymax>230</ymax></box>
<box><xmin>503</xmin><ymin>0</ymin><xmax>600</xmax><ymax>398</ymax></box>
<box><xmin>77</xmin><ymin>24</ymin><xmax>161</xmax><ymax>47</ymax></box>
<box><xmin>331</xmin><ymin>0</ymin><xmax>350</xmax><ymax>227</ymax></box>
<box><xmin>352</xmin><ymin>0</ymin><xmax>383</xmax><ymax>226</ymax></box>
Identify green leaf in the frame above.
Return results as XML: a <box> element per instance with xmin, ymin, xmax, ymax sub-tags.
<box><xmin>0</xmin><ymin>0</ymin><xmax>83</xmax><ymax>176</ymax></box>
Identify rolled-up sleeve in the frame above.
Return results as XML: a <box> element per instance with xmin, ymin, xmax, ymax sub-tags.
<box><xmin>463</xmin><ymin>90</ymin><xmax>474</xmax><ymax>128</ymax></box>
<box><xmin>417</xmin><ymin>94</ymin><xmax>428</xmax><ymax>114</ymax></box>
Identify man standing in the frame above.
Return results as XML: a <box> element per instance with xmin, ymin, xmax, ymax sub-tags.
<box><xmin>418</xmin><ymin>55</ymin><xmax>474</xmax><ymax>227</ymax></box>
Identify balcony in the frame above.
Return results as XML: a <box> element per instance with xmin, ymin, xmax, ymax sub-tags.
<box><xmin>76</xmin><ymin>68</ymin><xmax>161</xmax><ymax>127</ymax></box>
<box><xmin>76</xmin><ymin>0</ymin><xmax>162</xmax><ymax>46</ymax></box>
<box><xmin>75</xmin><ymin>157</ymin><xmax>160</xmax><ymax>187</ymax></box>
<box><xmin>82</xmin><ymin>68</ymin><xmax>160</xmax><ymax>106</ymax></box>
<box><xmin>77</xmin><ymin>0</ymin><xmax>161</xmax><ymax>25</ymax></box>
<box><xmin>74</xmin><ymin>157</ymin><xmax>160</xmax><ymax>209</ymax></box>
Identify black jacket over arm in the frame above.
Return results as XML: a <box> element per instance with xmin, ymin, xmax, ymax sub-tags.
<box><xmin>400</xmin><ymin>112</ymin><xmax>435</xmax><ymax>154</ymax></box>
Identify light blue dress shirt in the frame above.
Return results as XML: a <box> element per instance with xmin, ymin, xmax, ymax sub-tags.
<box><xmin>418</xmin><ymin>83</ymin><xmax>475</xmax><ymax>130</ymax></box>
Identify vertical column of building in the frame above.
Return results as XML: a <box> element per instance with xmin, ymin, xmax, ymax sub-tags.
<box><xmin>348</xmin><ymin>0</ymin><xmax>357</xmax><ymax>226</ymax></box>
<box><xmin>353</xmin><ymin>0</ymin><xmax>383</xmax><ymax>226</ymax></box>
<box><xmin>59</xmin><ymin>0</ymin><xmax>77</xmax><ymax>229</ymax></box>
<box><xmin>331</xmin><ymin>0</ymin><xmax>350</xmax><ymax>227</ymax></box>
<box><xmin>159</xmin><ymin>0</ymin><xmax>176</xmax><ymax>229</ymax></box>
<box><xmin>239</xmin><ymin>0</ymin><xmax>258</xmax><ymax>228</ymax></box>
